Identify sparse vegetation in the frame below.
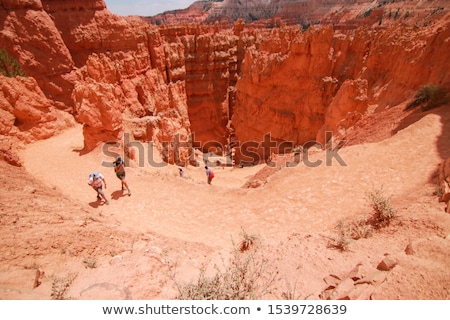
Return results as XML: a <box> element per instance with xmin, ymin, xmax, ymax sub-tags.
<box><xmin>83</xmin><ymin>257</ymin><xmax>97</xmax><ymax>269</ymax></box>
<box><xmin>281</xmin><ymin>280</ymin><xmax>301</xmax><ymax>300</ymax></box>
<box><xmin>330</xmin><ymin>220</ymin><xmax>352</xmax><ymax>251</ymax></box>
<box><xmin>172</xmin><ymin>248</ymin><xmax>277</xmax><ymax>300</ymax></box>
<box><xmin>405</xmin><ymin>85</ymin><xmax>450</xmax><ymax>111</ymax></box>
<box><xmin>0</xmin><ymin>48</ymin><xmax>26</xmax><ymax>78</ymax></box>
<box><xmin>366</xmin><ymin>186</ymin><xmax>396</xmax><ymax>228</ymax></box>
<box><xmin>330</xmin><ymin>188</ymin><xmax>396</xmax><ymax>250</ymax></box>
<box><xmin>237</xmin><ymin>228</ymin><xmax>257</xmax><ymax>252</ymax></box>
<box><xmin>50</xmin><ymin>273</ymin><xmax>77</xmax><ymax>300</ymax></box>
<box><xmin>348</xmin><ymin>218</ymin><xmax>374</xmax><ymax>240</ymax></box>
<box><xmin>331</xmin><ymin>216</ymin><xmax>374</xmax><ymax>251</ymax></box>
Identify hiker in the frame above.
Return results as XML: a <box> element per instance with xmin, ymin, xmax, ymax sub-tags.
<box><xmin>113</xmin><ymin>156</ymin><xmax>131</xmax><ymax>195</ymax></box>
<box><xmin>205</xmin><ymin>166</ymin><xmax>214</xmax><ymax>184</ymax></box>
<box><xmin>88</xmin><ymin>172</ymin><xmax>109</xmax><ymax>205</ymax></box>
<box><xmin>178</xmin><ymin>166</ymin><xmax>185</xmax><ymax>178</ymax></box>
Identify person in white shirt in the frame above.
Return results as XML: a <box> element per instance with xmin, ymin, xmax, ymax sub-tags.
<box><xmin>88</xmin><ymin>172</ymin><xmax>109</xmax><ymax>205</ymax></box>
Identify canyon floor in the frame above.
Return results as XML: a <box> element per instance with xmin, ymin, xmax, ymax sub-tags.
<box><xmin>0</xmin><ymin>103</ymin><xmax>449</xmax><ymax>300</ymax></box>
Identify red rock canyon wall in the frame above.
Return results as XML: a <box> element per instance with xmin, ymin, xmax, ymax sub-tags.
<box><xmin>1</xmin><ymin>0</ymin><xmax>449</xmax><ymax>165</ymax></box>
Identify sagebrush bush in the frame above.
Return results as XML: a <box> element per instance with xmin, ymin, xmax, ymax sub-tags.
<box><xmin>50</xmin><ymin>273</ymin><xmax>77</xmax><ymax>300</ymax></box>
<box><xmin>349</xmin><ymin>218</ymin><xmax>373</xmax><ymax>239</ymax></box>
<box><xmin>331</xmin><ymin>221</ymin><xmax>351</xmax><ymax>251</ymax></box>
<box><xmin>173</xmin><ymin>249</ymin><xmax>277</xmax><ymax>300</ymax></box>
<box><xmin>406</xmin><ymin>85</ymin><xmax>450</xmax><ymax>111</ymax></box>
<box><xmin>366</xmin><ymin>186</ymin><xmax>396</xmax><ymax>228</ymax></box>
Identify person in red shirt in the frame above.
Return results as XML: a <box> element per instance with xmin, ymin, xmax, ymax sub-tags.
<box><xmin>205</xmin><ymin>166</ymin><xmax>214</xmax><ymax>185</ymax></box>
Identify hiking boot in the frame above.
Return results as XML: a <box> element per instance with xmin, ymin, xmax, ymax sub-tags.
<box><xmin>105</xmin><ymin>200</ymin><xmax>110</xmax><ymax>205</ymax></box>
<box><xmin>128</xmin><ymin>189</ymin><xmax>131</xmax><ymax>196</ymax></box>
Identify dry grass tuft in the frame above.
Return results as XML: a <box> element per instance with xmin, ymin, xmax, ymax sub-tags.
<box><xmin>50</xmin><ymin>273</ymin><xmax>77</xmax><ymax>300</ymax></box>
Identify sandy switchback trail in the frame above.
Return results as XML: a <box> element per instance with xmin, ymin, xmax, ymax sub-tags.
<box><xmin>20</xmin><ymin>110</ymin><xmax>449</xmax><ymax>249</ymax></box>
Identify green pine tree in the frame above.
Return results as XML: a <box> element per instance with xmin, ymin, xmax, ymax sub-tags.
<box><xmin>0</xmin><ymin>48</ymin><xmax>26</xmax><ymax>77</ymax></box>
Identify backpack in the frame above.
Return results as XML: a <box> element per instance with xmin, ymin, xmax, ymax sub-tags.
<box><xmin>209</xmin><ymin>170</ymin><xmax>214</xmax><ymax>178</ymax></box>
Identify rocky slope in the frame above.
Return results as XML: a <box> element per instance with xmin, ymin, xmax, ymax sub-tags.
<box><xmin>1</xmin><ymin>101</ymin><xmax>449</xmax><ymax>300</ymax></box>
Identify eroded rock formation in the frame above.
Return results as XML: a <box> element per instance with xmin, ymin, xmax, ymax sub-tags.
<box><xmin>0</xmin><ymin>74</ymin><xmax>74</xmax><ymax>165</ymax></box>
<box><xmin>0</xmin><ymin>0</ymin><xmax>449</xmax><ymax>165</ymax></box>
<box><xmin>0</xmin><ymin>0</ymin><xmax>75</xmax><ymax>110</ymax></box>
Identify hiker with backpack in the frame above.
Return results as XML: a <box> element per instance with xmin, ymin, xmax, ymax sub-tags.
<box><xmin>113</xmin><ymin>156</ymin><xmax>131</xmax><ymax>196</ymax></box>
<box><xmin>178</xmin><ymin>166</ymin><xmax>185</xmax><ymax>178</ymax></box>
<box><xmin>88</xmin><ymin>172</ymin><xmax>109</xmax><ymax>205</ymax></box>
<box><xmin>205</xmin><ymin>166</ymin><xmax>214</xmax><ymax>184</ymax></box>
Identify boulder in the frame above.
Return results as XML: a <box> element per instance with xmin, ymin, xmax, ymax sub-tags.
<box><xmin>377</xmin><ymin>255</ymin><xmax>398</xmax><ymax>271</ymax></box>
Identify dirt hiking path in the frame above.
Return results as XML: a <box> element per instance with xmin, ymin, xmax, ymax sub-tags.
<box><xmin>20</xmin><ymin>108</ymin><xmax>449</xmax><ymax>246</ymax></box>
<box><xmin>4</xmin><ymin>104</ymin><xmax>449</xmax><ymax>299</ymax></box>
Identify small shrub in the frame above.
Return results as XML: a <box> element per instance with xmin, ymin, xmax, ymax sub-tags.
<box><xmin>173</xmin><ymin>249</ymin><xmax>277</xmax><ymax>300</ymax></box>
<box><xmin>405</xmin><ymin>85</ymin><xmax>450</xmax><ymax>111</ymax></box>
<box><xmin>281</xmin><ymin>280</ymin><xmax>302</xmax><ymax>300</ymax></box>
<box><xmin>83</xmin><ymin>257</ymin><xmax>97</xmax><ymax>269</ymax></box>
<box><xmin>237</xmin><ymin>229</ymin><xmax>257</xmax><ymax>252</ymax></box>
<box><xmin>366</xmin><ymin>186</ymin><xmax>396</xmax><ymax>228</ymax></box>
<box><xmin>174</xmin><ymin>264</ymin><xmax>223</xmax><ymax>300</ymax></box>
<box><xmin>50</xmin><ymin>273</ymin><xmax>77</xmax><ymax>300</ymax></box>
<box><xmin>0</xmin><ymin>48</ymin><xmax>26</xmax><ymax>77</ymax></box>
<box><xmin>330</xmin><ymin>221</ymin><xmax>351</xmax><ymax>251</ymax></box>
<box><xmin>349</xmin><ymin>218</ymin><xmax>373</xmax><ymax>239</ymax></box>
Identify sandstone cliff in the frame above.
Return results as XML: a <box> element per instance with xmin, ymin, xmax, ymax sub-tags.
<box><xmin>0</xmin><ymin>0</ymin><xmax>449</xmax><ymax>166</ymax></box>
<box><xmin>0</xmin><ymin>74</ymin><xmax>73</xmax><ymax>165</ymax></box>
<box><xmin>1</xmin><ymin>0</ymin><xmax>194</xmax><ymax>163</ymax></box>
<box><xmin>0</xmin><ymin>0</ymin><xmax>75</xmax><ymax>110</ymax></box>
<box><xmin>233</xmin><ymin>18</ymin><xmax>450</xmax><ymax>159</ymax></box>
